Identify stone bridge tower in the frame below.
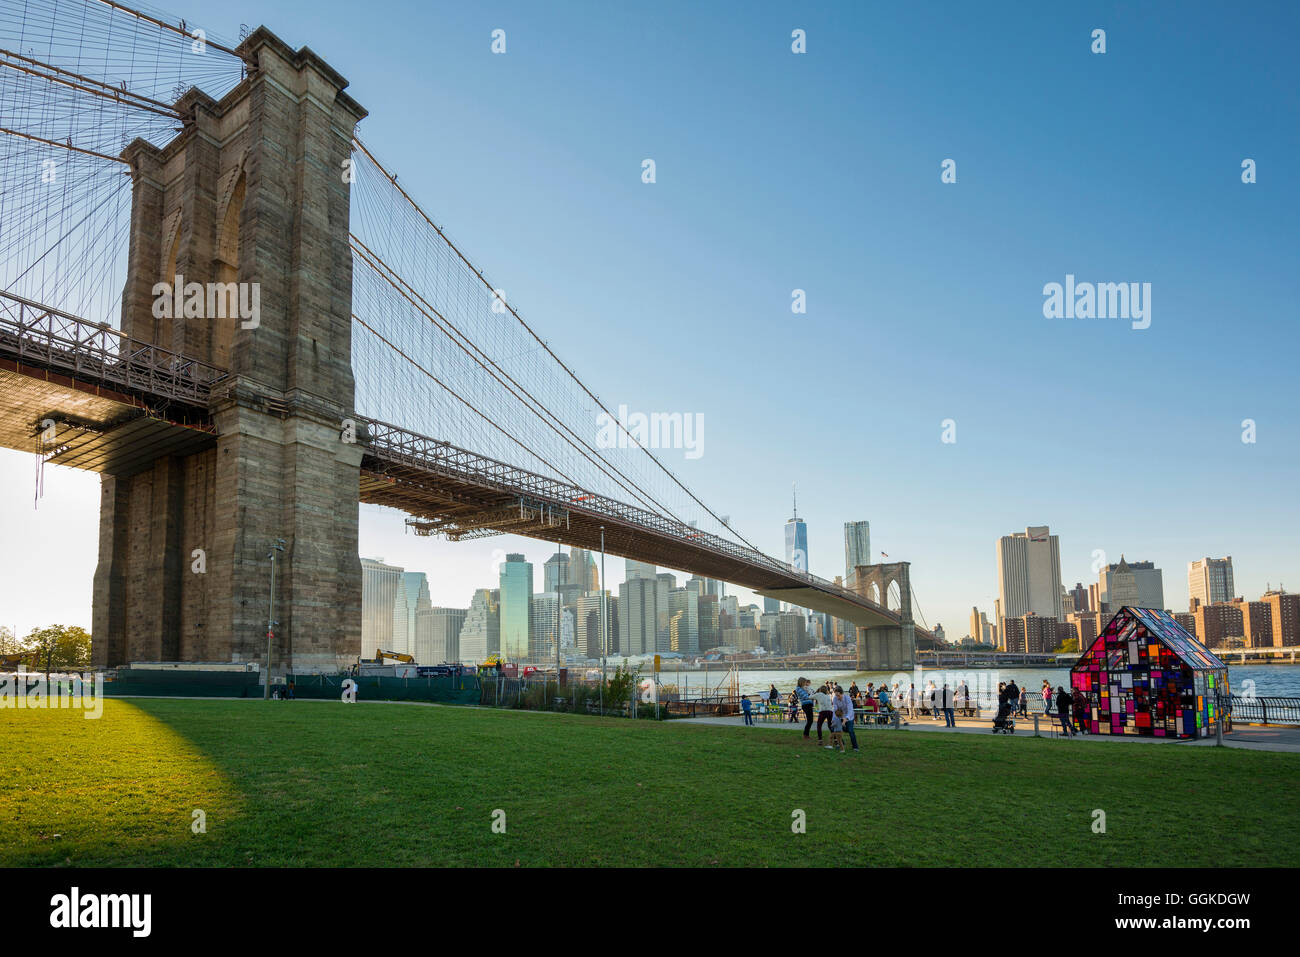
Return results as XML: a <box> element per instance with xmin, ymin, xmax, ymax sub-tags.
<box><xmin>848</xmin><ymin>561</ymin><xmax>916</xmax><ymax>670</ymax></box>
<box><xmin>92</xmin><ymin>28</ymin><xmax>367</xmax><ymax>674</ymax></box>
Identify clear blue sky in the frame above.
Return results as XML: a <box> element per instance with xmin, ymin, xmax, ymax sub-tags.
<box><xmin>2</xmin><ymin>1</ymin><xmax>1297</xmax><ymax>639</ymax></box>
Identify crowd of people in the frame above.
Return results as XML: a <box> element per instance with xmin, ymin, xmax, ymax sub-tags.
<box><xmin>740</xmin><ymin>675</ymin><xmax>1094</xmax><ymax>740</ymax></box>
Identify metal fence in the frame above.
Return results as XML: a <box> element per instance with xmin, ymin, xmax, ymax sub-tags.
<box><xmin>1221</xmin><ymin>695</ymin><xmax>1300</xmax><ymax>726</ymax></box>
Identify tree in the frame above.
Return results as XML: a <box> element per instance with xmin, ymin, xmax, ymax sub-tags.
<box><xmin>20</xmin><ymin>624</ymin><xmax>92</xmax><ymax>674</ymax></box>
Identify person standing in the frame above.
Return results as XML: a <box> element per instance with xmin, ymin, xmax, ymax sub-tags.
<box><xmin>795</xmin><ymin>677</ymin><xmax>815</xmax><ymax>739</ymax></box>
<box><xmin>1017</xmin><ymin>684</ymin><xmax>1028</xmax><ymax>717</ymax></box>
<box><xmin>927</xmin><ymin>681</ymin><xmax>940</xmax><ymax>720</ymax></box>
<box><xmin>942</xmin><ymin>683</ymin><xmax>956</xmax><ymax>727</ymax></box>
<box><xmin>1055</xmin><ymin>685</ymin><xmax>1074</xmax><ymax>736</ymax></box>
<box><xmin>768</xmin><ymin>684</ymin><xmax>779</xmax><ymax>707</ymax></box>
<box><xmin>813</xmin><ymin>683</ymin><xmax>834</xmax><ymax>741</ymax></box>
<box><xmin>834</xmin><ymin>685</ymin><xmax>859</xmax><ymax>751</ymax></box>
<box><xmin>742</xmin><ymin>695</ymin><xmax>754</xmax><ymax>726</ymax></box>
<box><xmin>1041</xmin><ymin>681</ymin><xmax>1053</xmax><ymax>715</ymax></box>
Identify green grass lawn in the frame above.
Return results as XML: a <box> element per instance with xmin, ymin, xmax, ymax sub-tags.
<box><xmin>3</xmin><ymin>698</ymin><xmax>1297</xmax><ymax>867</ymax></box>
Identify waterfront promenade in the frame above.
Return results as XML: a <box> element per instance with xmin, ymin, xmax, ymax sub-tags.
<box><xmin>677</xmin><ymin>711</ymin><xmax>1300</xmax><ymax>754</ymax></box>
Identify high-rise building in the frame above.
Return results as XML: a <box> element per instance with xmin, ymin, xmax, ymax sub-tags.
<box><xmin>1069</xmin><ymin>582</ymin><xmax>1089</xmax><ymax>613</ymax></box>
<box><xmin>361</xmin><ymin>558</ymin><xmax>403</xmax><ymax>656</ymax></box>
<box><xmin>785</xmin><ymin>490</ymin><xmax>809</xmax><ymax>575</ymax></box>
<box><xmin>625</xmin><ymin>559</ymin><xmax>657</xmax><ymax>582</ymax></box>
<box><xmin>844</xmin><ymin>521</ymin><xmax>871</xmax><ymax>578</ymax></box>
<box><xmin>576</xmin><ymin>592</ymin><xmax>614</xmax><ymax>658</ymax></box>
<box><xmin>568</xmin><ymin>547</ymin><xmax>599</xmax><ymax>592</ymax></box>
<box><xmin>1004</xmin><ymin>614</ymin><xmax>1057</xmax><ymax>654</ymax></box>
<box><xmin>698</xmin><ymin>591</ymin><xmax>720</xmax><ymax>652</ymax></box>
<box><xmin>772</xmin><ymin>611</ymin><xmax>809</xmax><ymax>655</ymax></box>
<box><xmin>669</xmin><ymin>580</ymin><xmax>701</xmax><ymax>655</ymax></box>
<box><xmin>655</xmin><ymin>573</ymin><xmax>675</xmax><ymax>651</ymax></box>
<box><xmin>393</xmin><ymin>572</ymin><xmax>431</xmax><ymax>658</ymax></box>
<box><xmin>1097</xmin><ymin>557</ymin><xmax>1164</xmax><ymax>611</ymax></box>
<box><xmin>723</xmin><ymin>627</ymin><xmax>761</xmax><ymax>653</ymax></box>
<box><xmin>763</xmin><ymin>596</ymin><xmax>781</xmax><ymax>615</ymax></box>
<box><xmin>1193</xmin><ymin>601</ymin><xmax>1244</xmax><ymax>649</ymax></box>
<box><xmin>1262</xmin><ymin>589</ymin><xmax>1300</xmax><ymax>647</ymax></box>
<box><xmin>1189</xmin><ymin>557</ymin><xmax>1235</xmax><ymax>608</ymax></box>
<box><xmin>543</xmin><ymin>552</ymin><xmax>571</xmax><ymax>593</ymax></box>
<box><xmin>459</xmin><ymin>588</ymin><xmax>500</xmax><ymax>663</ymax></box>
<box><xmin>416</xmin><ymin>606</ymin><xmax>467</xmax><ymax>664</ymax></box>
<box><xmin>618</xmin><ymin>575</ymin><xmax>659</xmax><ymax>656</ymax></box>
<box><xmin>530</xmin><ymin>592</ymin><xmax>562</xmax><ymax>662</ymax></box>
<box><xmin>499</xmin><ymin>553</ymin><xmax>533</xmax><ymax>661</ymax></box>
<box><xmin>996</xmin><ymin>526</ymin><xmax>1063</xmax><ymax>632</ymax></box>
<box><xmin>1240</xmin><ymin>600</ymin><xmax>1274</xmax><ymax>648</ymax></box>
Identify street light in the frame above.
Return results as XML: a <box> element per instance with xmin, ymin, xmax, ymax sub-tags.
<box><xmin>599</xmin><ymin>526</ymin><xmax>606</xmax><ymax>716</ymax></box>
<box><xmin>264</xmin><ymin>539</ymin><xmax>285</xmax><ymax>700</ymax></box>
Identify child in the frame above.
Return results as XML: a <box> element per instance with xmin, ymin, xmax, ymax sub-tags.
<box><xmin>827</xmin><ymin>706</ymin><xmax>846</xmax><ymax>752</ymax></box>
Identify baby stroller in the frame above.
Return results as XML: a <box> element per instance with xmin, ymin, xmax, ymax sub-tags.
<box><xmin>991</xmin><ymin>700</ymin><xmax>1016</xmax><ymax>734</ymax></box>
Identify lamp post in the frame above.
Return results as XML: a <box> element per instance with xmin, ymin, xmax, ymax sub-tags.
<box><xmin>264</xmin><ymin>539</ymin><xmax>285</xmax><ymax>699</ymax></box>
<box><xmin>599</xmin><ymin>526</ymin><xmax>606</xmax><ymax>716</ymax></box>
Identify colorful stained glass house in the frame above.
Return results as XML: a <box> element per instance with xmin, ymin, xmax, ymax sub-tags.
<box><xmin>1070</xmin><ymin>606</ymin><xmax>1229</xmax><ymax>739</ymax></box>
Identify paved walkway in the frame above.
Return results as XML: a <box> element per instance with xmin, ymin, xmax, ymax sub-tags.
<box><xmin>678</xmin><ymin>711</ymin><xmax>1300</xmax><ymax>754</ymax></box>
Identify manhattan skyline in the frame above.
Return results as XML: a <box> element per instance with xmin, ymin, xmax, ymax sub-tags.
<box><xmin>1</xmin><ymin>0</ymin><xmax>1297</xmax><ymax>641</ymax></box>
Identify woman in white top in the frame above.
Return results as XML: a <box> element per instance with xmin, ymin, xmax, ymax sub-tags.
<box><xmin>812</xmin><ymin>684</ymin><xmax>835</xmax><ymax>742</ymax></box>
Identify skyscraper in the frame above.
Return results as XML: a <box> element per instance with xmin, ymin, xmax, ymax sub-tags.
<box><xmin>543</xmin><ymin>551</ymin><xmax>571</xmax><ymax>593</ymax></box>
<box><xmin>669</xmin><ymin>580</ymin><xmax>701</xmax><ymax>654</ymax></box>
<box><xmin>785</xmin><ymin>486</ymin><xmax>809</xmax><ymax>574</ymax></box>
<box><xmin>618</xmin><ymin>575</ymin><xmax>658</xmax><ymax>656</ymax></box>
<box><xmin>459</xmin><ymin>588</ymin><xmax>500</xmax><ymax>663</ymax></box>
<box><xmin>844</xmin><ymin>520</ymin><xmax>871</xmax><ymax>578</ymax></box>
<box><xmin>360</xmin><ymin>557</ymin><xmax>403</xmax><ymax>656</ymax></box>
<box><xmin>530</xmin><ymin>592</ymin><xmax>561</xmax><ymax>662</ymax></box>
<box><xmin>626</xmin><ymin>559</ymin><xmax>657</xmax><ymax>582</ymax></box>
<box><xmin>1097</xmin><ymin>558</ymin><xmax>1164</xmax><ymax>611</ymax></box>
<box><xmin>393</xmin><ymin>572</ymin><xmax>431</xmax><ymax>658</ymax></box>
<box><xmin>1189</xmin><ymin>557</ymin><xmax>1235</xmax><ymax>608</ymax></box>
<box><xmin>499</xmin><ymin>553</ymin><xmax>533</xmax><ymax>661</ymax></box>
<box><xmin>568</xmin><ymin>547</ymin><xmax>599</xmax><ymax>592</ymax></box>
<box><xmin>416</xmin><ymin>606</ymin><xmax>466</xmax><ymax>664</ymax></box>
<box><xmin>995</xmin><ymin>526</ymin><xmax>1063</xmax><ymax>632</ymax></box>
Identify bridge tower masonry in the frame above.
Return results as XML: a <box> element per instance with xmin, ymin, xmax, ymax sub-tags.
<box><xmin>849</xmin><ymin>562</ymin><xmax>916</xmax><ymax>671</ymax></box>
<box><xmin>92</xmin><ymin>28</ymin><xmax>367</xmax><ymax>674</ymax></box>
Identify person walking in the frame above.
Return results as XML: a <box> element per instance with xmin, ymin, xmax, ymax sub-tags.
<box><xmin>813</xmin><ymin>683</ymin><xmax>834</xmax><ymax>741</ymax></box>
<box><xmin>927</xmin><ymin>681</ymin><xmax>940</xmax><ymax>720</ymax></box>
<box><xmin>834</xmin><ymin>685</ymin><xmax>859</xmax><ymax>751</ymax></box>
<box><xmin>1017</xmin><ymin>684</ymin><xmax>1028</xmax><ymax>717</ymax></box>
<box><xmin>795</xmin><ymin>677</ymin><xmax>815</xmax><ymax>739</ymax></box>
<box><xmin>787</xmin><ymin>689</ymin><xmax>799</xmax><ymax>722</ymax></box>
<box><xmin>1041</xmin><ymin>681</ymin><xmax>1053</xmax><ymax>715</ymax></box>
<box><xmin>1071</xmin><ymin>685</ymin><xmax>1088</xmax><ymax>734</ymax></box>
<box><xmin>942</xmin><ymin>683</ymin><xmax>956</xmax><ymax>727</ymax></box>
<box><xmin>1055</xmin><ymin>685</ymin><xmax>1074</xmax><ymax>736</ymax></box>
<box><xmin>1005</xmin><ymin>679</ymin><xmax>1021</xmax><ymax>715</ymax></box>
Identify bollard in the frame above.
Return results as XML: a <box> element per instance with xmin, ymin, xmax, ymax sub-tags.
<box><xmin>1033</xmin><ymin>713</ymin><xmax>1040</xmax><ymax>737</ymax></box>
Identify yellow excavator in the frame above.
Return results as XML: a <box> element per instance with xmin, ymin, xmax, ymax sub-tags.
<box><xmin>376</xmin><ymin>648</ymin><xmax>414</xmax><ymax>664</ymax></box>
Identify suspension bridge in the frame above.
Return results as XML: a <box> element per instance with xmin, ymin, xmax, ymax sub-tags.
<box><xmin>0</xmin><ymin>0</ymin><xmax>934</xmax><ymax>673</ymax></box>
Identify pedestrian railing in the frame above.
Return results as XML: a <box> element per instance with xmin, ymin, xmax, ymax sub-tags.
<box><xmin>1221</xmin><ymin>695</ymin><xmax>1300</xmax><ymax>726</ymax></box>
